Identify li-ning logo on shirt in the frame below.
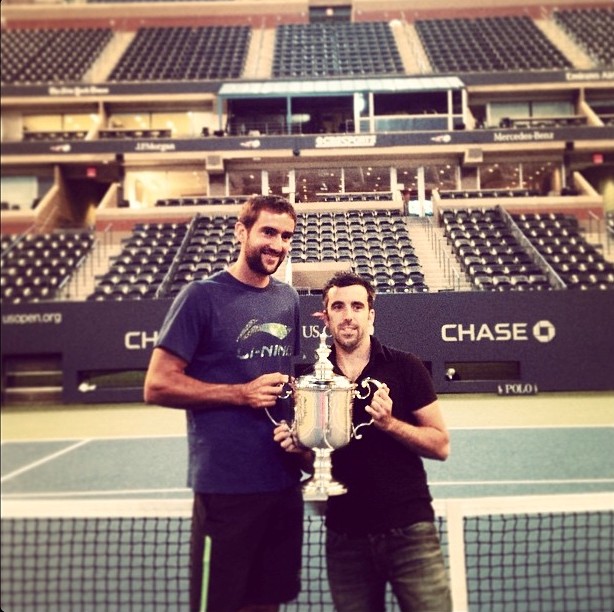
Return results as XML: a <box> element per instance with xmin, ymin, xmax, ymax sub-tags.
<box><xmin>236</xmin><ymin>319</ymin><xmax>293</xmax><ymax>360</ymax></box>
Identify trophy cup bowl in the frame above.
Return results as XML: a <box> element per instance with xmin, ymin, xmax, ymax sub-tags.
<box><xmin>279</xmin><ymin>331</ymin><xmax>383</xmax><ymax>500</ymax></box>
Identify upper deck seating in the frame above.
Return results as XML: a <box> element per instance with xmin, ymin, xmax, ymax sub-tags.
<box><xmin>415</xmin><ymin>15</ymin><xmax>572</xmax><ymax>73</ymax></box>
<box><xmin>553</xmin><ymin>8</ymin><xmax>614</xmax><ymax>67</ymax></box>
<box><xmin>1</xmin><ymin>28</ymin><xmax>112</xmax><ymax>85</ymax></box>
<box><xmin>272</xmin><ymin>22</ymin><xmax>404</xmax><ymax>78</ymax></box>
<box><xmin>108</xmin><ymin>26</ymin><xmax>251</xmax><ymax>82</ymax></box>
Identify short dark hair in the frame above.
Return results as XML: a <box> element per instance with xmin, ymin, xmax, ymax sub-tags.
<box><xmin>238</xmin><ymin>195</ymin><xmax>297</xmax><ymax>231</ymax></box>
<box><xmin>322</xmin><ymin>271</ymin><xmax>376</xmax><ymax>310</ymax></box>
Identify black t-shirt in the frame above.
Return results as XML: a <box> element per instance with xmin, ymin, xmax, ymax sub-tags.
<box><xmin>322</xmin><ymin>336</ymin><xmax>438</xmax><ymax>535</ymax></box>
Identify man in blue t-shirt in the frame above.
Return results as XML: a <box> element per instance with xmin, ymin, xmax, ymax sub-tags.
<box><xmin>144</xmin><ymin>195</ymin><xmax>309</xmax><ymax>612</ymax></box>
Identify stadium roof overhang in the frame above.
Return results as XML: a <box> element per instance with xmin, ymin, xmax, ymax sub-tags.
<box><xmin>218</xmin><ymin>75</ymin><xmax>465</xmax><ymax>99</ymax></box>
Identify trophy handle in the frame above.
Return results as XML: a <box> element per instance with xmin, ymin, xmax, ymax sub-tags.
<box><xmin>352</xmin><ymin>377</ymin><xmax>384</xmax><ymax>439</ymax></box>
<box><xmin>354</xmin><ymin>377</ymin><xmax>383</xmax><ymax>399</ymax></box>
<box><xmin>278</xmin><ymin>380</ymin><xmax>293</xmax><ymax>400</ymax></box>
<box><xmin>265</xmin><ymin>379</ymin><xmax>295</xmax><ymax>426</ymax></box>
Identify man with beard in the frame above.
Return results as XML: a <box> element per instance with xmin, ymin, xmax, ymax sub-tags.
<box><xmin>145</xmin><ymin>195</ymin><xmax>309</xmax><ymax>612</ymax></box>
<box><xmin>275</xmin><ymin>271</ymin><xmax>451</xmax><ymax>612</ymax></box>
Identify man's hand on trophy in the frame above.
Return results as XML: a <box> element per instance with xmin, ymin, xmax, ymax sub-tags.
<box><xmin>365</xmin><ymin>383</ymin><xmax>394</xmax><ymax>430</ymax></box>
<box><xmin>273</xmin><ymin>421</ymin><xmax>301</xmax><ymax>453</ymax></box>
<box><xmin>241</xmin><ymin>372</ymin><xmax>289</xmax><ymax>409</ymax></box>
<box><xmin>274</xmin><ymin>421</ymin><xmax>316</xmax><ymax>474</ymax></box>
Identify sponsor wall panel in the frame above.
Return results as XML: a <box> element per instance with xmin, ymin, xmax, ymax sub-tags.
<box><xmin>3</xmin><ymin>126</ymin><xmax>614</xmax><ymax>158</ymax></box>
<box><xmin>376</xmin><ymin>291</ymin><xmax>614</xmax><ymax>394</ymax></box>
<box><xmin>1</xmin><ymin>291</ymin><xmax>613</xmax><ymax>403</ymax></box>
<box><xmin>298</xmin><ymin>291</ymin><xmax>614</xmax><ymax>395</ymax></box>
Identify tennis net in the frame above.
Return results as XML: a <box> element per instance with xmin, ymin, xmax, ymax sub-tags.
<box><xmin>1</xmin><ymin>493</ymin><xmax>613</xmax><ymax>611</ymax></box>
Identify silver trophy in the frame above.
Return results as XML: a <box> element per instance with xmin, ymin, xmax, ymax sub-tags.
<box><xmin>275</xmin><ymin>330</ymin><xmax>383</xmax><ymax>500</ymax></box>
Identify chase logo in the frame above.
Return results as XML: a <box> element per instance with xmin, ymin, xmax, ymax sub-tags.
<box><xmin>441</xmin><ymin>320</ymin><xmax>557</xmax><ymax>343</ymax></box>
<box><xmin>532</xmin><ymin>320</ymin><xmax>556</xmax><ymax>343</ymax></box>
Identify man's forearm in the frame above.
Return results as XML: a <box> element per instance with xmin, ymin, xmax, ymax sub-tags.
<box><xmin>144</xmin><ymin>372</ymin><xmax>244</xmax><ymax>409</ymax></box>
<box><xmin>384</xmin><ymin>418</ymin><xmax>450</xmax><ymax>461</ymax></box>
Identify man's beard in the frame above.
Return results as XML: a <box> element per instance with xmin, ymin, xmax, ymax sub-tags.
<box><xmin>245</xmin><ymin>246</ymin><xmax>285</xmax><ymax>276</ymax></box>
<box><xmin>334</xmin><ymin>325</ymin><xmax>363</xmax><ymax>352</ymax></box>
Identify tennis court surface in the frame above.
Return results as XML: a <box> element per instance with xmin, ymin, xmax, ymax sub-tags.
<box><xmin>2</xmin><ymin>392</ymin><xmax>613</xmax><ymax>611</ymax></box>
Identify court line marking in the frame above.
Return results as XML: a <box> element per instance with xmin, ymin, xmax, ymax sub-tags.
<box><xmin>2</xmin><ymin>424</ymin><xmax>612</xmax><ymax>445</ymax></box>
<box><xmin>431</xmin><ymin>478</ymin><xmax>614</xmax><ymax>486</ymax></box>
<box><xmin>1</xmin><ymin>434</ymin><xmax>185</xmax><ymax>444</ymax></box>
<box><xmin>1</xmin><ymin>487</ymin><xmax>192</xmax><ymax>499</ymax></box>
<box><xmin>1</xmin><ymin>440</ymin><xmax>90</xmax><ymax>484</ymax></box>
<box><xmin>447</xmin><ymin>424</ymin><xmax>614</xmax><ymax>430</ymax></box>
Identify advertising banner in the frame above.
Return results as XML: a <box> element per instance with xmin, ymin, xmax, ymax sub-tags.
<box><xmin>2</xmin><ymin>290</ymin><xmax>613</xmax><ymax>403</ymax></box>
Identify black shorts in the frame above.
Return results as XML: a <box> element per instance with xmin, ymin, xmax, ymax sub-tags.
<box><xmin>189</xmin><ymin>487</ymin><xmax>303</xmax><ymax>612</ymax></box>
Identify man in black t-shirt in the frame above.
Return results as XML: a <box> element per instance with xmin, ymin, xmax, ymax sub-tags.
<box><xmin>275</xmin><ymin>271</ymin><xmax>452</xmax><ymax>612</ymax></box>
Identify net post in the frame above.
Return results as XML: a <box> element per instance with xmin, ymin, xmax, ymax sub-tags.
<box><xmin>445</xmin><ymin>500</ymin><xmax>469</xmax><ymax>612</ymax></box>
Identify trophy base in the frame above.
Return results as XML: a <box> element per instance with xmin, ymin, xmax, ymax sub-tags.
<box><xmin>301</xmin><ymin>448</ymin><xmax>347</xmax><ymax>501</ymax></box>
<box><xmin>302</xmin><ymin>476</ymin><xmax>347</xmax><ymax>501</ymax></box>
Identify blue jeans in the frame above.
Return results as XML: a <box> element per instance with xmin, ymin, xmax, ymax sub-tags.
<box><xmin>326</xmin><ymin>522</ymin><xmax>452</xmax><ymax>612</ymax></box>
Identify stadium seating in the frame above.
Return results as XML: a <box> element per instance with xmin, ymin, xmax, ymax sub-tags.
<box><xmin>443</xmin><ymin>208</ymin><xmax>614</xmax><ymax>292</ymax></box>
<box><xmin>99</xmin><ymin>129</ymin><xmax>171</xmax><ymax>140</ymax></box>
<box><xmin>292</xmin><ymin>210</ymin><xmax>426</xmax><ymax>293</ymax></box>
<box><xmin>1</xmin><ymin>28</ymin><xmax>113</xmax><ymax>85</ymax></box>
<box><xmin>272</xmin><ymin>22</ymin><xmax>404</xmax><ymax>78</ymax></box>
<box><xmin>442</xmin><ymin>208</ymin><xmax>552</xmax><ymax>291</ymax></box>
<box><xmin>107</xmin><ymin>26</ymin><xmax>251</xmax><ymax>82</ymax></box>
<box><xmin>84</xmin><ymin>210</ymin><xmax>428</xmax><ymax>301</ymax></box>
<box><xmin>553</xmin><ymin>8</ymin><xmax>614</xmax><ymax>67</ymax></box>
<box><xmin>23</xmin><ymin>131</ymin><xmax>88</xmax><ymax>142</ymax></box>
<box><xmin>2</xmin><ymin>9</ymin><xmax>609</xmax><ymax>88</ymax></box>
<box><xmin>512</xmin><ymin>212</ymin><xmax>614</xmax><ymax>290</ymax></box>
<box><xmin>155</xmin><ymin>196</ymin><xmax>250</xmax><ymax>207</ymax></box>
<box><xmin>415</xmin><ymin>15</ymin><xmax>572</xmax><ymax>73</ymax></box>
<box><xmin>439</xmin><ymin>189</ymin><xmax>540</xmax><ymax>200</ymax></box>
<box><xmin>1</xmin><ymin>9</ymin><xmax>612</xmax><ymax>299</ymax></box>
<box><xmin>88</xmin><ymin>223</ymin><xmax>188</xmax><ymax>301</ymax></box>
<box><xmin>1</xmin><ymin>231</ymin><xmax>94</xmax><ymax>303</ymax></box>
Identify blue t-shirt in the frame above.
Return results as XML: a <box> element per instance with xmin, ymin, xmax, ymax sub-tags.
<box><xmin>155</xmin><ymin>271</ymin><xmax>302</xmax><ymax>493</ymax></box>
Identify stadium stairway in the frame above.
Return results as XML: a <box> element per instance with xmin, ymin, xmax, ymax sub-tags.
<box><xmin>405</xmin><ymin>217</ymin><xmax>472</xmax><ymax>292</ymax></box>
<box><xmin>243</xmin><ymin>27</ymin><xmax>276</xmax><ymax>79</ymax></box>
<box><xmin>63</xmin><ymin>229</ymin><xmax>130</xmax><ymax>301</ymax></box>
<box><xmin>392</xmin><ymin>20</ymin><xmax>432</xmax><ymax>74</ymax></box>
<box><xmin>86</xmin><ymin>31</ymin><xmax>136</xmax><ymax>83</ymax></box>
